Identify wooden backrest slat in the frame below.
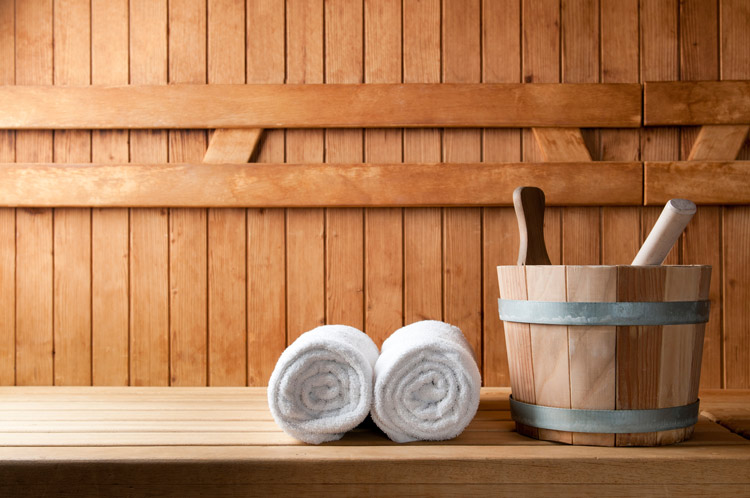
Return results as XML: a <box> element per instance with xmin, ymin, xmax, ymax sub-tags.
<box><xmin>0</xmin><ymin>83</ymin><xmax>642</xmax><ymax>129</ymax></box>
<box><xmin>644</xmin><ymin>81</ymin><xmax>750</xmax><ymax>126</ymax></box>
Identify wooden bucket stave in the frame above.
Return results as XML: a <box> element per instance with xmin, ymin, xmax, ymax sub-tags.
<box><xmin>497</xmin><ymin>265</ymin><xmax>711</xmax><ymax>447</ymax></box>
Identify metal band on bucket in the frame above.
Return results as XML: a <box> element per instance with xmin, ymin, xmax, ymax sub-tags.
<box><xmin>498</xmin><ymin>299</ymin><xmax>710</xmax><ymax>326</ymax></box>
<box><xmin>509</xmin><ymin>396</ymin><xmax>700</xmax><ymax>433</ymax></box>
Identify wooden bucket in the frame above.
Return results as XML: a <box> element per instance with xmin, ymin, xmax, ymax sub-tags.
<box><xmin>497</xmin><ymin>265</ymin><xmax>711</xmax><ymax>446</ymax></box>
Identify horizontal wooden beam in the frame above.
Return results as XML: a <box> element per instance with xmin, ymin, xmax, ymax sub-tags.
<box><xmin>645</xmin><ymin>161</ymin><xmax>750</xmax><ymax>205</ymax></box>
<box><xmin>0</xmin><ymin>83</ymin><xmax>642</xmax><ymax>129</ymax></box>
<box><xmin>645</xmin><ymin>81</ymin><xmax>750</xmax><ymax>126</ymax></box>
<box><xmin>0</xmin><ymin>162</ymin><xmax>642</xmax><ymax>207</ymax></box>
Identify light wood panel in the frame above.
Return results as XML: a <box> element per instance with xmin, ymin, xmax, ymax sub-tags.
<box><xmin>0</xmin><ymin>162</ymin><xmax>644</xmax><ymax>208</ymax></box>
<box><xmin>403</xmin><ymin>0</ymin><xmax>443</xmax><ymax>327</ymax></box>
<box><xmin>91</xmin><ymin>0</ymin><xmax>129</xmax><ymax>386</ymax></box>
<box><xmin>52</xmin><ymin>0</ymin><xmax>92</xmax><ymax>387</ymax></box>
<box><xmin>442</xmin><ymin>0</ymin><xmax>482</xmax><ymax>369</ymax></box>
<box><xmin>645</xmin><ymin>81</ymin><xmax>750</xmax><ymax>126</ymax></box>
<box><xmin>0</xmin><ymin>83</ymin><xmax>643</xmax><ymax>130</ymax></box>
<box><xmin>645</xmin><ymin>161</ymin><xmax>750</xmax><ymax>205</ymax></box>
<box><xmin>285</xmin><ymin>0</ymin><xmax>325</xmax><ymax>343</ymax></box>
<box><xmin>129</xmin><ymin>0</ymin><xmax>169</xmax><ymax>386</ymax></box>
<box><xmin>206</xmin><ymin>0</ymin><xmax>248</xmax><ymax>387</ymax></box>
<box><xmin>481</xmin><ymin>0</ymin><xmax>520</xmax><ymax>387</ymax></box>
<box><xmin>15</xmin><ymin>0</ymin><xmax>54</xmax><ymax>386</ymax></box>
<box><xmin>0</xmin><ymin>0</ymin><xmax>15</xmax><ymax>385</ymax></box>
<box><xmin>324</xmin><ymin>0</ymin><xmax>364</xmax><ymax>333</ymax></box>
<box><xmin>246</xmin><ymin>0</ymin><xmax>286</xmax><ymax>387</ymax></box>
<box><xmin>364</xmin><ymin>0</ymin><xmax>403</xmax><ymax>346</ymax></box>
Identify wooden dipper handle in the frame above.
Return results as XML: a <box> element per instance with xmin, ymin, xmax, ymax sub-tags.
<box><xmin>513</xmin><ymin>186</ymin><xmax>551</xmax><ymax>265</ymax></box>
<box><xmin>632</xmin><ymin>199</ymin><xmax>696</xmax><ymax>266</ymax></box>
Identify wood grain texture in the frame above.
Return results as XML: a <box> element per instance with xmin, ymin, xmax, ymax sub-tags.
<box><xmin>496</xmin><ymin>265</ymin><xmax>537</xmax><ymax>439</ymax></box>
<box><xmin>245</xmin><ymin>0</ymin><xmax>286</xmax><ymax>386</ymax></box>
<box><xmin>678</xmin><ymin>1</ymin><xmax>724</xmax><ymax>394</ymax></box>
<box><xmin>566</xmin><ymin>266</ymin><xmax>617</xmax><ymax>446</ymax></box>
<box><xmin>364</xmin><ymin>0</ymin><xmax>403</xmax><ymax>347</ymax></box>
<box><xmin>53</xmin><ymin>0</ymin><xmax>92</xmax><ymax>387</ymax></box>
<box><xmin>285</xmin><ymin>0</ymin><xmax>325</xmax><ymax>344</ymax></box>
<box><xmin>522</xmin><ymin>0</ymin><xmax>561</xmax><ymax>265</ymax></box>
<box><xmin>721</xmin><ymin>0</ymin><xmax>750</xmax><ymax>388</ymax></box>
<box><xmin>14</xmin><ymin>0</ymin><xmax>54</xmax><ymax>386</ymax></box>
<box><xmin>481</xmin><ymin>0</ymin><xmax>520</xmax><ymax>387</ymax></box>
<box><xmin>526</xmin><ymin>265</ymin><xmax>572</xmax><ymax>444</ymax></box>
<box><xmin>129</xmin><ymin>0</ymin><xmax>169</xmax><ymax>386</ymax></box>
<box><xmin>645</xmin><ymin>81</ymin><xmax>750</xmax><ymax>126</ymax></box>
<box><xmin>616</xmin><ymin>266</ymin><xmax>666</xmax><ymax>446</ymax></box>
<box><xmin>640</xmin><ymin>0</ymin><xmax>680</xmax><ymax>266</ymax></box>
<box><xmin>91</xmin><ymin>0</ymin><xmax>129</xmax><ymax>386</ymax></box>
<box><xmin>204</xmin><ymin>128</ymin><xmax>263</xmax><ymax>164</ymax></box>
<box><xmin>0</xmin><ymin>0</ymin><xmax>14</xmax><ymax>385</ymax></box>
<box><xmin>645</xmin><ymin>161</ymin><xmax>750</xmax><ymax>205</ymax></box>
<box><xmin>600</xmin><ymin>0</ymin><xmax>640</xmax><ymax>266</ymax></box>
<box><xmin>403</xmin><ymin>0</ymin><xmax>442</xmax><ymax>327</ymax></box>
<box><xmin>442</xmin><ymin>0</ymin><xmax>482</xmax><ymax>368</ymax></box>
<box><xmin>0</xmin><ymin>162</ymin><xmax>644</xmax><ymax>208</ymax></box>
<box><xmin>205</xmin><ymin>0</ymin><xmax>248</xmax><ymax>387</ymax></box>
<box><xmin>560</xmin><ymin>0</ymin><xmax>600</xmax><ymax>269</ymax></box>
<box><xmin>168</xmin><ymin>0</ymin><xmax>208</xmax><ymax>387</ymax></box>
<box><xmin>0</xmin><ymin>83</ymin><xmax>643</xmax><ymax>130</ymax></box>
<box><xmin>325</xmin><ymin>0</ymin><xmax>364</xmax><ymax>333</ymax></box>
<box><xmin>532</xmin><ymin>128</ymin><xmax>592</xmax><ymax>162</ymax></box>
<box><xmin>688</xmin><ymin>125</ymin><xmax>749</xmax><ymax>161</ymax></box>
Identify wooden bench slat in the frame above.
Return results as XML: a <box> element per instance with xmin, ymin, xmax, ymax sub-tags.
<box><xmin>644</xmin><ymin>161</ymin><xmax>750</xmax><ymax>205</ymax></box>
<box><xmin>0</xmin><ymin>83</ymin><xmax>642</xmax><ymax>129</ymax></box>
<box><xmin>0</xmin><ymin>162</ymin><xmax>642</xmax><ymax>207</ymax></box>
<box><xmin>644</xmin><ymin>81</ymin><xmax>750</xmax><ymax>126</ymax></box>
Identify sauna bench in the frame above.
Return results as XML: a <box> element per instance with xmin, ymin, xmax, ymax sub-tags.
<box><xmin>1</xmin><ymin>387</ymin><xmax>749</xmax><ymax>497</ymax></box>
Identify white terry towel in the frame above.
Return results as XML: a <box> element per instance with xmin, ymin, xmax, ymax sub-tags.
<box><xmin>371</xmin><ymin>320</ymin><xmax>481</xmax><ymax>443</ymax></box>
<box><xmin>267</xmin><ymin>325</ymin><xmax>379</xmax><ymax>444</ymax></box>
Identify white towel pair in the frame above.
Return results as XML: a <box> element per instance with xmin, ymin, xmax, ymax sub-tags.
<box><xmin>267</xmin><ymin>320</ymin><xmax>481</xmax><ymax>444</ymax></box>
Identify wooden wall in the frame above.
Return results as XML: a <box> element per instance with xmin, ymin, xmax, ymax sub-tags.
<box><xmin>0</xmin><ymin>0</ymin><xmax>748</xmax><ymax>388</ymax></box>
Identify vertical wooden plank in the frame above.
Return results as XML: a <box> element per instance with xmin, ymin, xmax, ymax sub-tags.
<box><xmin>527</xmin><ymin>265</ymin><xmax>572</xmax><ymax>444</ymax></box>
<box><xmin>0</xmin><ymin>0</ymin><xmax>15</xmax><ymax>385</ymax></box>
<box><xmin>481</xmin><ymin>0</ymin><xmax>520</xmax><ymax>387</ymax></box>
<box><xmin>561</xmin><ymin>0</ymin><xmax>599</xmax><ymax>266</ymax></box>
<box><xmin>640</xmin><ymin>0</ymin><xmax>680</xmax><ymax>265</ymax></box>
<box><xmin>403</xmin><ymin>0</ymin><xmax>442</xmax><ymax>326</ymax></box>
<box><xmin>52</xmin><ymin>0</ymin><xmax>92</xmax><ymax>386</ymax></box>
<box><xmin>129</xmin><ymin>0</ymin><xmax>169</xmax><ymax>386</ymax></box>
<box><xmin>246</xmin><ymin>0</ymin><xmax>286</xmax><ymax>386</ymax></box>
<box><xmin>657</xmin><ymin>266</ymin><xmax>702</xmax><ymax>445</ymax></box>
<box><xmin>522</xmin><ymin>0</ymin><xmax>561</xmax><ymax>265</ymax></box>
<box><xmin>721</xmin><ymin>0</ymin><xmax>750</xmax><ymax>388</ymax></box>
<box><xmin>616</xmin><ymin>266</ymin><xmax>665</xmax><ymax>446</ymax></box>
<box><xmin>600</xmin><ymin>0</ymin><xmax>640</xmax><ymax>266</ymax></box>
<box><xmin>91</xmin><ymin>0</ymin><xmax>130</xmax><ymax>386</ymax></box>
<box><xmin>442</xmin><ymin>0</ymin><xmax>482</xmax><ymax>366</ymax></box>
<box><xmin>15</xmin><ymin>0</ymin><xmax>54</xmax><ymax>386</ymax></box>
<box><xmin>679</xmin><ymin>0</ymin><xmax>722</xmax><ymax>390</ymax></box>
<box><xmin>567</xmin><ymin>266</ymin><xmax>616</xmax><ymax>447</ymax></box>
<box><xmin>206</xmin><ymin>0</ymin><xmax>246</xmax><ymax>386</ymax></box>
<box><xmin>496</xmin><ymin>265</ymin><xmax>537</xmax><ymax>439</ymax></box>
<box><xmin>325</xmin><ymin>0</ymin><xmax>364</xmax><ymax>332</ymax></box>
<box><xmin>286</xmin><ymin>0</ymin><xmax>325</xmax><ymax>343</ymax></box>
<box><xmin>167</xmin><ymin>0</ymin><xmax>208</xmax><ymax>387</ymax></box>
<box><xmin>364</xmin><ymin>0</ymin><xmax>403</xmax><ymax>346</ymax></box>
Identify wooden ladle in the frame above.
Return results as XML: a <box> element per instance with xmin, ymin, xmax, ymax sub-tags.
<box><xmin>513</xmin><ymin>186</ymin><xmax>551</xmax><ymax>266</ymax></box>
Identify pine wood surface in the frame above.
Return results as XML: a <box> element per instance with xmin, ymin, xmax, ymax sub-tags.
<box><xmin>0</xmin><ymin>387</ymin><xmax>747</xmax><ymax>497</ymax></box>
<box><xmin>0</xmin><ymin>83</ymin><xmax>642</xmax><ymax>129</ymax></box>
<box><xmin>645</xmin><ymin>81</ymin><xmax>750</xmax><ymax>125</ymax></box>
<box><xmin>645</xmin><ymin>161</ymin><xmax>750</xmax><ymax>204</ymax></box>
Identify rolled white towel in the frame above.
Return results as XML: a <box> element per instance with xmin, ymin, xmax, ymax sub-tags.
<box><xmin>371</xmin><ymin>320</ymin><xmax>481</xmax><ymax>443</ymax></box>
<box><xmin>267</xmin><ymin>324</ymin><xmax>379</xmax><ymax>444</ymax></box>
